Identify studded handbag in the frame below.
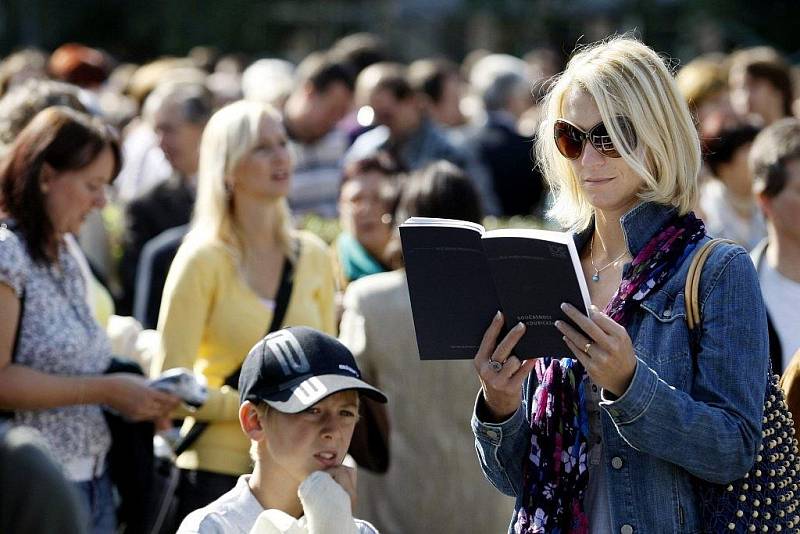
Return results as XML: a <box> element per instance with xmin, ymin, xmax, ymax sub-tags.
<box><xmin>686</xmin><ymin>238</ymin><xmax>800</xmax><ymax>533</ymax></box>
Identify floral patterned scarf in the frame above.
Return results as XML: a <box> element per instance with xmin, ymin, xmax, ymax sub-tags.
<box><xmin>514</xmin><ymin>211</ymin><xmax>706</xmax><ymax>534</ymax></box>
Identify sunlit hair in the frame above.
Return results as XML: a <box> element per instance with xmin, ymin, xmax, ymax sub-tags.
<box><xmin>536</xmin><ymin>36</ymin><xmax>701</xmax><ymax>231</ymax></box>
<box><xmin>187</xmin><ymin>100</ymin><xmax>295</xmax><ymax>259</ymax></box>
<box><xmin>675</xmin><ymin>56</ymin><xmax>728</xmax><ymax>113</ymax></box>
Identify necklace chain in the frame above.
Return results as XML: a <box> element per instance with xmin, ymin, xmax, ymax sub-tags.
<box><xmin>590</xmin><ymin>233</ymin><xmax>628</xmax><ymax>282</ymax></box>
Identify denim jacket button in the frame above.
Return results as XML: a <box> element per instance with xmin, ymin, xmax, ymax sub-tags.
<box><xmin>662</xmin><ymin>309</ymin><xmax>672</xmax><ymax>318</ymax></box>
<box><xmin>620</xmin><ymin>525</ymin><xmax>634</xmax><ymax>534</ymax></box>
<box><xmin>611</xmin><ymin>456</ymin><xmax>624</xmax><ymax>469</ymax></box>
<box><xmin>486</xmin><ymin>430</ymin><xmax>499</xmax><ymax>440</ymax></box>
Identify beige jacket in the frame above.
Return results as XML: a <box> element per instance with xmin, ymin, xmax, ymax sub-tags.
<box><xmin>339</xmin><ymin>270</ymin><xmax>514</xmax><ymax>534</ymax></box>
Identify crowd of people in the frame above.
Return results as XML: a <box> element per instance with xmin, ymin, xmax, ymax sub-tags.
<box><xmin>0</xmin><ymin>30</ymin><xmax>799</xmax><ymax>534</ymax></box>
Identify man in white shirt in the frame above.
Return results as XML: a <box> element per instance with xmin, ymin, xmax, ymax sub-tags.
<box><xmin>749</xmin><ymin>118</ymin><xmax>800</xmax><ymax>371</ymax></box>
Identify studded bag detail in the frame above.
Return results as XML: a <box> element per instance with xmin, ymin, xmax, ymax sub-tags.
<box><xmin>686</xmin><ymin>239</ymin><xmax>800</xmax><ymax>533</ymax></box>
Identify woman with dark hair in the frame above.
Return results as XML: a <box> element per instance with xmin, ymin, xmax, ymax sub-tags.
<box><xmin>698</xmin><ymin>124</ymin><xmax>765</xmax><ymax>249</ymax></box>
<box><xmin>0</xmin><ymin>106</ymin><xmax>179</xmax><ymax>534</ymax></box>
<box><xmin>393</xmin><ymin>159</ymin><xmax>484</xmax><ymax>224</ymax></box>
<box><xmin>729</xmin><ymin>46</ymin><xmax>794</xmax><ymax>127</ymax></box>
<box><xmin>333</xmin><ymin>152</ymin><xmax>400</xmax><ymax>290</ymax></box>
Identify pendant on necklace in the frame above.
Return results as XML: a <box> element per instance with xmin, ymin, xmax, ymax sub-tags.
<box><xmin>592</xmin><ymin>271</ymin><xmax>600</xmax><ymax>282</ymax></box>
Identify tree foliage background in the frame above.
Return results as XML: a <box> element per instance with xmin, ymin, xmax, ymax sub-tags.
<box><xmin>1</xmin><ymin>0</ymin><xmax>798</xmax><ymax>64</ymax></box>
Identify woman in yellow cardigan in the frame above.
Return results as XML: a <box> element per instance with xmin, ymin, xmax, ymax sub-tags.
<box><xmin>152</xmin><ymin>100</ymin><xmax>336</xmax><ymax>522</ymax></box>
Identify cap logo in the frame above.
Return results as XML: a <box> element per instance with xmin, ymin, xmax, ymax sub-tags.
<box><xmin>295</xmin><ymin>377</ymin><xmax>328</xmax><ymax>405</ymax></box>
<box><xmin>338</xmin><ymin>364</ymin><xmax>358</xmax><ymax>376</ymax></box>
<box><xmin>265</xmin><ymin>331</ymin><xmax>311</xmax><ymax>376</ymax></box>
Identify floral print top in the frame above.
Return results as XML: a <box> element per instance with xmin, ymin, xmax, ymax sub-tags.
<box><xmin>0</xmin><ymin>224</ymin><xmax>111</xmax><ymax>479</ymax></box>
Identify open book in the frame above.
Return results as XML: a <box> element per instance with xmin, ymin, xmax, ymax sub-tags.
<box><xmin>400</xmin><ymin>217</ymin><xmax>591</xmax><ymax>360</ymax></box>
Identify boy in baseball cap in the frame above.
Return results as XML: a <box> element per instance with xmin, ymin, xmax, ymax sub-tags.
<box><xmin>178</xmin><ymin>326</ymin><xmax>386</xmax><ymax>534</ymax></box>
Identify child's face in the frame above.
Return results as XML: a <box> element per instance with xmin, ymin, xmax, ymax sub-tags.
<box><xmin>263</xmin><ymin>390</ymin><xmax>360</xmax><ymax>482</ymax></box>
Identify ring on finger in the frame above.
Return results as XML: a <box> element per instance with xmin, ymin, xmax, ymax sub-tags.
<box><xmin>584</xmin><ymin>342</ymin><xmax>593</xmax><ymax>356</ymax></box>
<box><xmin>488</xmin><ymin>358</ymin><xmax>504</xmax><ymax>372</ymax></box>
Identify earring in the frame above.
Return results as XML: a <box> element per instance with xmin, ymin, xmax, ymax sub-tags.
<box><xmin>380</xmin><ymin>213</ymin><xmax>393</xmax><ymax>225</ymax></box>
<box><xmin>40</xmin><ymin>183</ymin><xmax>50</xmax><ymax>194</ymax></box>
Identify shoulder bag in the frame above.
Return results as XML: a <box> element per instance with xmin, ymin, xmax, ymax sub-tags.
<box><xmin>686</xmin><ymin>238</ymin><xmax>800</xmax><ymax>533</ymax></box>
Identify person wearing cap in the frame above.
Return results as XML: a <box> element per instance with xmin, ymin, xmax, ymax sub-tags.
<box><xmin>178</xmin><ymin>326</ymin><xmax>385</xmax><ymax>534</ymax></box>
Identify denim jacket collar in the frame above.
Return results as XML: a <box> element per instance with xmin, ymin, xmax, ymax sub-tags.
<box><xmin>573</xmin><ymin>201</ymin><xmax>678</xmax><ymax>256</ymax></box>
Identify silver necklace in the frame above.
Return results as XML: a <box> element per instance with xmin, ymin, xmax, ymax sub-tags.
<box><xmin>590</xmin><ymin>233</ymin><xmax>628</xmax><ymax>282</ymax></box>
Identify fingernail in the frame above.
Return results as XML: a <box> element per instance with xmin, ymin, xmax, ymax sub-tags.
<box><xmin>554</xmin><ymin>320</ymin><xmax>562</xmax><ymax>328</ymax></box>
<box><xmin>514</xmin><ymin>322</ymin><xmax>525</xmax><ymax>332</ymax></box>
<box><xmin>495</xmin><ymin>310</ymin><xmax>503</xmax><ymax>321</ymax></box>
<box><xmin>560</xmin><ymin>303</ymin><xmax>568</xmax><ymax>311</ymax></box>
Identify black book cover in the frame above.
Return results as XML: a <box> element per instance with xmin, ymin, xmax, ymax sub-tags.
<box><xmin>400</xmin><ymin>218</ymin><xmax>591</xmax><ymax>360</ymax></box>
<box><xmin>481</xmin><ymin>229</ymin><xmax>590</xmax><ymax>358</ymax></box>
<box><xmin>400</xmin><ymin>221</ymin><xmax>501</xmax><ymax>360</ymax></box>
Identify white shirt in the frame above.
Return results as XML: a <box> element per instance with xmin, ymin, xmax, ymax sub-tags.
<box><xmin>699</xmin><ymin>180</ymin><xmax>766</xmax><ymax>250</ymax></box>
<box><xmin>759</xmin><ymin>261</ymin><xmax>800</xmax><ymax>370</ymax></box>
<box><xmin>178</xmin><ymin>473</ymin><xmax>378</xmax><ymax>534</ymax></box>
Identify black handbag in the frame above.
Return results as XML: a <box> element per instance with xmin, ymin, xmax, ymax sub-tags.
<box><xmin>348</xmin><ymin>396</ymin><xmax>391</xmax><ymax>473</ymax></box>
<box><xmin>686</xmin><ymin>239</ymin><xmax>800</xmax><ymax>533</ymax></box>
<box><xmin>146</xmin><ymin>245</ymin><xmax>298</xmax><ymax>534</ymax></box>
<box><xmin>103</xmin><ymin>357</ymin><xmax>157</xmax><ymax>534</ymax></box>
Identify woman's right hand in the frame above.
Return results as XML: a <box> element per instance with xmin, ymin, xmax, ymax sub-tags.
<box><xmin>474</xmin><ymin>311</ymin><xmax>535</xmax><ymax>422</ymax></box>
<box><xmin>101</xmin><ymin>373</ymin><xmax>181</xmax><ymax>422</ymax></box>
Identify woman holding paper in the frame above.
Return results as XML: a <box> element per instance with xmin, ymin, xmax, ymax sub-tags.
<box><xmin>0</xmin><ymin>107</ymin><xmax>180</xmax><ymax>533</ymax></box>
<box><xmin>471</xmin><ymin>37</ymin><xmax>769</xmax><ymax>533</ymax></box>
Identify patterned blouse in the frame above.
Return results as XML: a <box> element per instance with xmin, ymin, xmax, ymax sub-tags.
<box><xmin>0</xmin><ymin>223</ymin><xmax>111</xmax><ymax>479</ymax></box>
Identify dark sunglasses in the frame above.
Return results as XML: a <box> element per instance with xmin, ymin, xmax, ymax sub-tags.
<box><xmin>553</xmin><ymin>117</ymin><xmax>636</xmax><ymax>160</ymax></box>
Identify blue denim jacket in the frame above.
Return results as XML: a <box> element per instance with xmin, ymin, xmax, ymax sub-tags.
<box><xmin>472</xmin><ymin>202</ymin><xmax>769</xmax><ymax>534</ymax></box>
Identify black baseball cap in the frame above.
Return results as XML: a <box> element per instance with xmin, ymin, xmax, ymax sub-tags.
<box><xmin>238</xmin><ymin>326</ymin><xmax>387</xmax><ymax>413</ymax></box>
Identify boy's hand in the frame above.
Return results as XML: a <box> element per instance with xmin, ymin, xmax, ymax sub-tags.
<box><xmin>298</xmin><ymin>470</ymin><xmax>360</xmax><ymax>534</ymax></box>
<box><xmin>324</xmin><ymin>464</ymin><xmax>357</xmax><ymax>510</ymax></box>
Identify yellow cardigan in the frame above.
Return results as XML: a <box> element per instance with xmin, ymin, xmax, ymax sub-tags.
<box><xmin>152</xmin><ymin>230</ymin><xmax>336</xmax><ymax>475</ymax></box>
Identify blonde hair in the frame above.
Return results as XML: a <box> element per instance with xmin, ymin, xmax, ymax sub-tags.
<box><xmin>675</xmin><ymin>56</ymin><xmax>728</xmax><ymax>112</ymax></box>
<box><xmin>188</xmin><ymin>100</ymin><xmax>295</xmax><ymax>259</ymax></box>
<box><xmin>536</xmin><ymin>36</ymin><xmax>701</xmax><ymax>231</ymax></box>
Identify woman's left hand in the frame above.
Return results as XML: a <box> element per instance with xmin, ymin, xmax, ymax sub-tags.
<box><xmin>555</xmin><ymin>303</ymin><xmax>637</xmax><ymax>397</ymax></box>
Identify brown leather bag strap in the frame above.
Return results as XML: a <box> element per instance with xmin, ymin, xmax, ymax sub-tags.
<box><xmin>684</xmin><ymin>239</ymin><xmax>736</xmax><ymax>331</ymax></box>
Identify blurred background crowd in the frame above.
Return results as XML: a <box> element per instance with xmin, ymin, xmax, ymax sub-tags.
<box><xmin>1</xmin><ymin>1</ymin><xmax>800</xmax><ymax>533</ymax></box>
